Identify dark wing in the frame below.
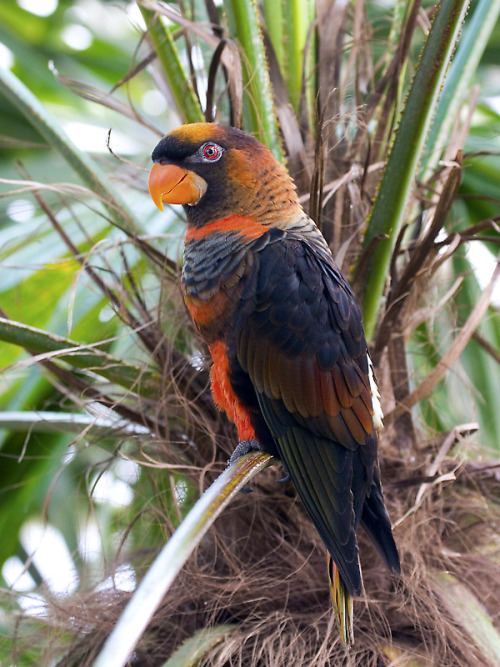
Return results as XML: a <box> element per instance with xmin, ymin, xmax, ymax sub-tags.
<box><xmin>361</xmin><ymin>465</ymin><xmax>400</xmax><ymax>574</ymax></box>
<box><xmin>231</xmin><ymin>235</ymin><xmax>382</xmax><ymax>596</ymax></box>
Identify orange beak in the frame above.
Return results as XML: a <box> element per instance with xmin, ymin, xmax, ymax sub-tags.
<box><xmin>148</xmin><ymin>163</ymin><xmax>207</xmax><ymax>211</ymax></box>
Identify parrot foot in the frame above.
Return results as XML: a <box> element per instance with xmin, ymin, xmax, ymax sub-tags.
<box><xmin>228</xmin><ymin>440</ymin><xmax>264</xmax><ymax>493</ymax></box>
<box><xmin>228</xmin><ymin>439</ymin><xmax>264</xmax><ymax>466</ymax></box>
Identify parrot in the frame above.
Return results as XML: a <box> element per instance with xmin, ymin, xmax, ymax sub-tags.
<box><xmin>148</xmin><ymin>123</ymin><xmax>400</xmax><ymax>646</ymax></box>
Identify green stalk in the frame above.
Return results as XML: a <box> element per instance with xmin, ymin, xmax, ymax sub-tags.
<box><xmin>0</xmin><ymin>318</ymin><xmax>160</xmax><ymax>397</ymax></box>
<box><xmin>263</xmin><ymin>0</ymin><xmax>284</xmax><ymax>73</ymax></box>
<box><xmin>423</xmin><ymin>0</ymin><xmax>500</xmax><ymax>178</ymax></box>
<box><xmin>281</xmin><ymin>0</ymin><xmax>310</xmax><ymax>114</ymax></box>
<box><xmin>387</xmin><ymin>0</ymin><xmax>414</xmax><ymax>52</ymax></box>
<box><xmin>373</xmin><ymin>0</ymin><xmax>417</xmax><ymax>164</ymax></box>
<box><xmin>223</xmin><ymin>0</ymin><xmax>284</xmax><ymax>162</ymax></box>
<box><xmin>0</xmin><ymin>68</ymin><xmax>141</xmax><ymax>236</ymax></box>
<box><xmin>139</xmin><ymin>6</ymin><xmax>205</xmax><ymax>124</ymax></box>
<box><xmin>359</xmin><ymin>0</ymin><xmax>471</xmax><ymax>341</ymax></box>
<box><xmin>94</xmin><ymin>451</ymin><xmax>273</xmax><ymax>667</ymax></box>
<box><xmin>161</xmin><ymin>625</ymin><xmax>236</xmax><ymax>667</ymax></box>
<box><xmin>304</xmin><ymin>0</ymin><xmax>316</xmax><ymax>132</ymax></box>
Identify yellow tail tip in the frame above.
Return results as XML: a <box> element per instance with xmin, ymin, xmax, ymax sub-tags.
<box><xmin>328</xmin><ymin>556</ymin><xmax>354</xmax><ymax>648</ymax></box>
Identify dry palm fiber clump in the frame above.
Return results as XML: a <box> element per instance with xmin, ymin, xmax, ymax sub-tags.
<box><xmin>44</xmin><ymin>425</ymin><xmax>500</xmax><ymax>666</ymax></box>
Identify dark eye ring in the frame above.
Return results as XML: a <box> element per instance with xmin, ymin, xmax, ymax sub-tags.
<box><xmin>202</xmin><ymin>143</ymin><xmax>222</xmax><ymax>162</ymax></box>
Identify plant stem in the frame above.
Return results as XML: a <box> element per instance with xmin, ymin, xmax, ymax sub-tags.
<box><xmin>358</xmin><ymin>0</ymin><xmax>471</xmax><ymax>341</ymax></box>
<box><xmin>139</xmin><ymin>5</ymin><xmax>205</xmax><ymax>124</ymax></box>
<box><xmin>223</xmin><ymin>0</ymin><xmax>284</xmax><ymax>162</ymax></box>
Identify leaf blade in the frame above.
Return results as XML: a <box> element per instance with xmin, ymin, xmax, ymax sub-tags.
<box><xmin>359</xmin><ymin>0</ymin><xmax>471</xmax><ymax>339</ymax></box>
<box><xmin>94</xmin><ymin>451</ymin><xmax>273</xmax><ymax>667</ymax></box>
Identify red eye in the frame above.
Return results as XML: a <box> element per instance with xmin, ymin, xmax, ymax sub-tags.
<box><xmin>203</xmin><ymin>144</ymin><xmax>220</xmax><ymax>161</ymax></box>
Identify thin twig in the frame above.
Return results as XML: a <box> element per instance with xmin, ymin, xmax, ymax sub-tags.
<box><xmin>387</xmin><ymin>256</ymin><xmax>500</xmax><ymax>422</ymax></box>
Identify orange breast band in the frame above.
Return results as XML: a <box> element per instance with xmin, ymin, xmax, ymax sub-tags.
<box><xmin>185</xmin><ymin>215</ymin><xmax>268</xmax><ymax>243</ymax></box>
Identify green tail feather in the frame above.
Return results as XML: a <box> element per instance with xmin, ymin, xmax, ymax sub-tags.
<box><xmin>328</xmin><ymin>554</ymin><xmax>354</xmax><ymax>648</ymax></box>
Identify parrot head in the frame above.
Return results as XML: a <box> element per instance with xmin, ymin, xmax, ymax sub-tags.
<box><xmin>149</xmin><ymin>123</ymin><xmax>299</xmax><ymax>227</ymax></box>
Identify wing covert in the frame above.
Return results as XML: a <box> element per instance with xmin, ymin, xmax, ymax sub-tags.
<box><xmin>236</xmin><ymin>237</ymin><xmax>375</xmax><ymax>448</ymax></box>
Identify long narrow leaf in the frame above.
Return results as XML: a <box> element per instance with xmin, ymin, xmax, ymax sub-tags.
<box><xmin>94</xmin><ymin>450</ymin><xmax>273</xmax><ymax>667</ymax></box>
<box><xmin>280</xmin><ymin>0</ymin><xmax>312</xmax><ymax>115</ymax></box>
<box><xmin>423</xmin><ymin>0</ymin><xmax>500</xmax><ymax>178</ymax></box>
<box><xmin>222</xmin><ymin>0</ymin><xmax>284</xmax><ymax>162</ymax></box>
<box><xmin>387</xmin><ymin>257</ymin><xmax>500</xmax><ymax>422</ymax></box>
<box><xmin>359</xmin><ymin>0</ymin><xmax>471</xmax><ymax>340</ymax></box>
<box><xmin>453</xmin><ymin>245</ymin><xmax>500</xmax><ymax>451</ymax></box>
<box><xmin>263</xmin><ymin>0</ymin><xmax>284</xmax><ymax>73</ymax></box>
<box><xmin>161</xmin><ymin>624</ymin><xmax>236</xmax><ymax>667</ymax></box>
<box><xmin>0</xmin><ymin>68</ymin><xmax>142</xmax><ymax>236</ymax></box>
<box><xmin>0</xmin><ymin>318</ymin><xmax>160</xmax><ymax>396</ymax></box>
<box><xmin>139</xmin><ymin>5</ymin><xmax>205</xmax><ymax>124</ymax></box>
<box><xmin>432</xmin><ymin>572</ymin><xmax>500</xmax><ymax>664</ymax></box>
<box><xmin>0</xmin><ymin>411</ymin><xmax>150</xmax><ymax>436</ymax></box>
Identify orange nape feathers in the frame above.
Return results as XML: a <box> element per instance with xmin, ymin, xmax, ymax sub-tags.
<box><xmin>209</xmin><ymin>340</ymin><xmax>256</xmax><ymax>442</ymax></box>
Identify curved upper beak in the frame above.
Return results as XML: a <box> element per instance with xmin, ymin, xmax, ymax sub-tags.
<box><xmin>148</xmin><ymin>163</ymin><xmax>207</xmax><ymax>211</ymax></box>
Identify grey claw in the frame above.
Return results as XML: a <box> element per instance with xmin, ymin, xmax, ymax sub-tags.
<box><xmin>227</xmin><ymin>439</ymin><xmax>264</xmax><ymax>467</ymax></box>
